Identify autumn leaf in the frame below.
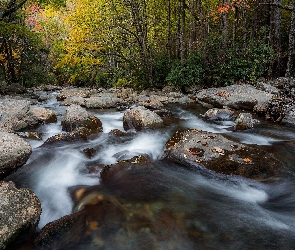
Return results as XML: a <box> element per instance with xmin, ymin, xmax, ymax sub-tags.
<box><xmin>243</xmin><ymin>158</ymin><xmax>252</xmax><ymax>163</ymax></box>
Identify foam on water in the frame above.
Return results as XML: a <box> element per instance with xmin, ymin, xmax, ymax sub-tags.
<box><xmin>91</xmin><ymin>130</ymin><xmax>172</xmax><ymax>165</ymax></box>
<box><xmin>94</xmin><ymin>111</ymin><xmax>124</xmax><ymax>133</ymax></box>
<box><xmin>33</xmin><ymin>149</ymin><xmax>99</xmax><ymax>228</ymax></box>
<box><xmin>176</xmin><ymin>108</ymin><xmax>234</xmax><ymax>133</ymax></box>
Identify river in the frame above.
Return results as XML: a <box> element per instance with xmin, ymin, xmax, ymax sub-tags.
<box><xmin>5</xmin><ymin>94</ymin><xmax>295</xmax><ymax>249</ymax></box>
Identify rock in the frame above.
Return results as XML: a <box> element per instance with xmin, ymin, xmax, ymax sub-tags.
<box><xmin>83</xmin><ymin>148</ymin><xmax>97</xmax><ymax>158</ymax></box>
<box><xmin>110</xmin><ymin>129</ymin><xmax>132</xmax><ymax>136</ymax></box>
<box><xmin>0</xmin><ymin>181</ymin><xmax>41</xmax><ymax>249</ymax></box>
<box><xmin>84</xmin><ymin>96</ymin><xmax>124</xmax><ymax>109</ymax></box>
<box><xmin>61</xmin><ymin>104</ymin><xmax>103</xmax><ymax>134</ymax></box>
<box><xmin>203</xmin><ymin>108</ymin><xmax>235</xmax><ymax>121</ymax></box>
<box><xmin>164</xmin><ymin>129</ymin><xmax>281</xmax><ymax>180</ymax></box>
<box><xmin>234</xmin><ymin>113</ymin><xmax>259</xmax><ymax>131</ymax></box>
<box><xmin>25</xmin><ymin>107</ymin><xmax>57</xmax><ymax>124</ymax></box>
<box><xmin>153</xmin><ymin>108</ymin><xmax>172</xmax><ymax>117</ymax></box>
<box><xmin>17</xmin><ymin>131</ymin><xmax>43</xmax><ymax>140</ymax></box>
<box><xmin>100</xmin><ymin>155</ymin><xmax>166</xmax><ymax>200</ymax></box>
<box><xmin>0</xmin><ymin>98</ymin><xmax>31</xmax><ymax>131</ymax></box>
<box><xmin>42</xmin><ymin>129</ymin><xmax>89</xmax><ymax>146</ymax></box>
<box><xmin>35</xmin><ymin>210</ymin><xmax>86</xmax><ymax>249</ymax></box>
<box><xmin>281</xmin><ymin>110</ymin><xmax>295</xmax><ymax>127</ymax></box>
<box><xmin>196</xmin><ymin>84</ymin><xmax>272</xmax><ymax>111</ymax></box>
<box><xmin>56</xmin><ymin>87</ymin><xmax>91</xmax><ymax>101</ymax></box>
<box><xmin>123</xmin><ymin>106</ymin><xmax>163</xmax><ymax>131</ymax></box>
<box><xmin>61</xmin><ymin>96</ymin><xmax>86</xmax><ymax>106</ymax></box>
<box><xmin>268</xmin><ymin>77</ymin><xmax>295</xmax><ymax>88</ymax></box>
<box><xmin>256</xmin><ymin>82</ymin><xmax>279</xmax><ymax>95</ymax></box>
<box><xmin>0</xmin><ymin>132</ymin><xmax>32</xmax><ymax>179</ymax></box>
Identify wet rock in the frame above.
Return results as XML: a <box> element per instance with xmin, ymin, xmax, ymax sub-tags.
<box><xmin>42</xmin><ymin>128</ymin><xmax>90</xmax><ymax>146</ymax></box>
<box><xmin>101</xmin><ymin>155</ymin><xmax>166</xmax><ymax>200</ymax></box>
<box><xmin>0</xmin><ymin>181</ymin><xmax>41</xmax><ymax>249</ymax></box>
<box><xmin>234</xmin><ymin>113</ymin><xmax>259</xmax><ymax>131</ymax></box>
<box><xmin>56</xmin><ymin>87</ymin><xmax>92</xmax><ymax>101</ymax></box>
<box><xmin>17</xmin><ymin>131</ymin><xmax>43</xmax><ymax>140</ymax></box>
<box><xmin>35</xmin><ymin>210</ymin><xmax>86</xmax><ymax>249</ymax></box>
<box><xmin>83</xmin><ymin>148</ymin><xmax>97</xmax><ymax>158</ymax></box>
<box><xmin>164</xmin><ymin>129</ymin><xmax>281</xmax><ymax>180</ymax></box>
<box><xmin>153</xmin><ymin>108</ymin><xmax>172</xmax><ymax>118</ymax></box>
<box><xmin>123</xmin><ymin>106</ymin><xmax>163</xmax><ymax>131</ymax></box>
<box><xmin>61</xmin><ymin>104</ymin><xmax>103</xmax><ymax>135</ymax></box>
<box><xmin>110</xmin><ymin>129</ymin><xmax>132</xmax><ymax>136</ymax></box>
<box><xmin>25</xmin><ymin>107</ymin><xmax>57</xmax><ymax>124</ymax></box>
<box><xmin>0</xmin><ymin>132</ymin><xmax>32</xmax><ymax>179</ymax></box>
<box><xmin>196</xmin><ymin>84</ymin><xmax>272</xmax><ymax>111</ymax></box>
<box><xmin>203</xmin><ymin>108</ymin><xmax>235</xmax><ymax>121</ymax></box>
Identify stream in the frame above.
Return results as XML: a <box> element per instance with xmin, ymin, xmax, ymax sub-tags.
<box><xmin>5</xmin><ymin>94</ymin><xmax>295</xmax><ymax>249</ymax></box>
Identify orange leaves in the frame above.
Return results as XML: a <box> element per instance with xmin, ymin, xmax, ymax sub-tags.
<box><xmin>214</xmin><ymin>90</ymin><xmax>229</xmax><ymax>98</ymax></box>
<box><xmin>243</xmin><ymin>158</ymin><xmax>252</xmax><ymax>163</ymax></box>
<box><xmin>217</xmin><ymin>3</ymin><xmax>231</xmax><ymax>13</ymax></box>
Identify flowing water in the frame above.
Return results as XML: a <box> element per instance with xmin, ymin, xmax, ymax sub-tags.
<box><xmin>5</xmin><ymin>95</ymin><xmax>295</xmax><ymax>249</ymax></box>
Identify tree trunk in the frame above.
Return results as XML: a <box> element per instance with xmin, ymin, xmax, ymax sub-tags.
<box><xmin>167</xmin><ymin>0</ymin><xmax>172</xmax><ymax>58</ymax></box>
<box><xmin>222</xmin><ymin>0</ymin><xmax>229</xmax><ymax>46</ymax></box>
<box><xmin>269</xmin><ymin>0</ymin><xmax>282</xmax><ymax>76</ymax></box>
<box><xmin>286</xmin><ymin>2</ymin><xmax>295</xmax><ymax>77</ymax></box>
<box><xmin>180</xmin><ymin>0</ymin><xmax>186</xmax><ymax>65</ymax></box>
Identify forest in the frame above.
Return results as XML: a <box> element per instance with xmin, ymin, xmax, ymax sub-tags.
<box><xmin>0</xmin><ymin>0</ymin><xmax>295</xmax><ymax>90</ymax></box>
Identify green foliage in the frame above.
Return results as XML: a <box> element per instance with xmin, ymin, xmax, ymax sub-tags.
<box><xmin>152</xmin><ymin>54</ymin><xmax>172</xmax><ymax>88</ymax></box>
<box><xmin>166</xmin><ymin>53</ymin><xmax>204</xmax><ymax>87</ymax></box>
<box><xmin>201</xmin><ymin>35</ymin><xmax>274</xmax><ymax>86</ymax></box>
<box><xmin>165</xmin><ymin>36</ymin><xmax>273</xmax><ymax>89</ymax></box>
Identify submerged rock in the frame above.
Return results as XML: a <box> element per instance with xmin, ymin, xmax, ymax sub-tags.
<box><xmin>61</xmin><ymin>104</ymin><xmax>103</xmax><ymax>135</ymax></box>
<box><xmin>0</xmin><ymin>132</ymin><xmax>32</xmax><ymax>179</ymax></box>
<box><xmin>0</xmin><ymin>181</ymin><xmax>41</xmax><ymax>249</ymax></box>
<box><xmin>123</xmin><ymin>106</ymin><xmax>163</xmax><ymax>131</ymax></box>
<box><xmin>164</xmin><ymin>129</ymin><xmax>281</xmax><ymax>180</ymax></box>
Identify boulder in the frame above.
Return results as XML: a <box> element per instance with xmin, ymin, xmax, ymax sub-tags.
<box><xmin>84</xmin><ymin>96</ymin><xmax>124</xmax><ymax>109</ymax></box>
<box><xmin>268</xmin><ymin>77</ymin><xmax>295</xmax><ymax>89</ymax></box>
<box><xmin>234</xmin><ymin>113</ymin><xmax>259</xmax><ymax>130</ymax></box>
<box><xmin>123</xmin><ymin>106</ymin><xmax>163</xmax><ymax>131</ymax></box>
<box><xmin>25</xmin><ymin>107</ymin><xmax>57</xmax><ymax>124</ymax></box>
<box><xmin>196</xmin><ymin>84</ymin><xmax>272</xmax><ymax>111</ymax></box>
<box><xmin>0</xmin><ymin>132</ymin><xmax>32</xmax><ymax>179</ymax></box>
<box><xmin>281</xmin><ymin>110</ymin><xmax>295</xmax><ymax>127</ymax></box>
<box><xmin>61</xmin><ymin>96</ymin><xmax>86</xmax><ymax>106</ymax></box>
<box><xmin>42</xmin><ymin>129</ymin><xmax>89</xmax><ymax>146</ymax></box>
<box><xmin>0</xmin><ymin>98</ymin><xmax>31</xmax><ymax>131</ymax></box>
<box><xmin>61</xmin><ymin>104</ymin><xmax>103</xmax><ymax>134</ymax></box>
<box><xmin>256</xmin><ymin>82</ymin><xmax>279</xmax><ymax>95</ymax></box>
<box><xmin>164</xmin><ymin>129</ymin><xmax>281</xmax><ymax>180</ymax></box>
<box><xmin>0</xmin><ymin>181</ymin><xmax>41</xmax><ymax>249</ymax></box>
<box><xmin>203</xmin><ymin>108</ymin><xmax>235</xmax><ymax>121</ymax></box>
<box><xmin>56</xmin><ymin>87</ymin><xmax>92</xmax><ymax>101</ymax></box>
